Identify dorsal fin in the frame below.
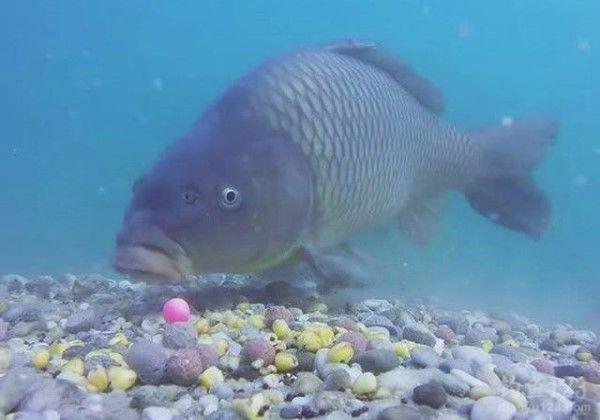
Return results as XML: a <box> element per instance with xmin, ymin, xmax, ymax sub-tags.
<box><xmin>323</xmin><ymin>39</ymin><xmax>444</xmax><ymax>115</ymax></box>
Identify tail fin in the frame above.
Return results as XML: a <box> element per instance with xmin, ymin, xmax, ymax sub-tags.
<box><xmin>465</xmin><ymin>117</ymin><xmax>559</xmax><ymax>239</ymax></box>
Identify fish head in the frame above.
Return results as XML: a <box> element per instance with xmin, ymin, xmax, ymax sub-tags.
<box><xmin>112</xmin><ymin>113</ymin><xmax>314</xmax><ymax>281</ymax></box>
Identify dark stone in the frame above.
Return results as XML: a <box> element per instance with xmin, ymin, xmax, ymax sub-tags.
<box><xmin>280</xmin><ymin>405</ymin><xmax>301</xmax><ymax>419</ymax></box>
<box><xmin>411</xmin><ymin>347</ymin><xmax>442</xmax><ymax>368</ymax></box>
<box><xmin>165</xmin><ymin>349</ymin><xmax>204</xmax><ymax>387</ymax></box>
<box><xmin>65</xmin><ymin>309</ymin><xmax>98</xmax><ymax>334</ymax></box>
<box><xmin>403</xmin><ymin>325</ymin><xmax>436</xmax><ymax>347</ymax></box>
<box><xmin>163</xmin><ymin>322</ymin><xmax>197</xmax><ymax>349</ymax></box>
<box><xmin>356</xmin><ymin>349</ymin><xmax>400</xmax><ymax>374</ymax></box>
<box><xmin>377</xmin><ymin>405</ymin><xmax>431</xmax><ymax>420</ymax></box>
<box><xmin>297</xmin><ymin>352</ymin><xmax>315</xmax><ymax>372</ymax></box>
<box><xmin>412</xmin><ymin>382</ymin><xmax>448</xmax><ymax>409</ymax></box>
<box><xmin>126</xmin><ymin>341</ymin><xmax>169</xmax><ymax>385</ymax></box>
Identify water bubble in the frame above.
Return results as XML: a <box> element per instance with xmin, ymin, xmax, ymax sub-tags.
<box><xmin>152</xmin><ymin>78</ymin><xmax>164</xmax><ymax>91</ymax></box>
<box><xmin>573</xmin><ymin>174</ymin><xmax>588</xmax><ymax>187</ymax></box>
<box><xmin>458</xmin><ymin>22</ymin><xmax>473</xmax><ymax>39</ymax></box>
<box><xmin>577</xmin><ymin>39</ymin><xmax>591</xmax><ymax>53</ymax></box>
<box><xmin>501</xmin><ymin>116</ymin><xmax>514</xmax><ymax>127</ymax></box>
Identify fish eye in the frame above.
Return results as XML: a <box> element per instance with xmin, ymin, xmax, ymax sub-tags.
<box><xmin>219</xmin><ymin>186</ymin><xmax>241</xmax><ymax>210</ymax></box>
<box><xmin>183</xmin><ymin>189</ymin><xmax>200</xmax><ymax>204</ymax></box>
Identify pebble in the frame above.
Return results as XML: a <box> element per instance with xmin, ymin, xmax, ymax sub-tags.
<box><xmin>356</xmin><ymin>349</ymin><xmax>400</xmax><ymax>374</ymax></box>
<box><xmin>163</xmin><ymin>322</ymin><xmax>197</xmax><ymax>349</ymax></box>
<box><xmin>64</xmin><ymin>309</ymin><xmax>97</xmax><ymax>334</ymax></box>
<box><xmin>451</xmin><ymin>345</ymin><xmax>492</xmax><ymax>367</ymax></box>
<box><xmin>165</xmin><ymin>349</ymin><xmax>204</xmax><ymax>386</ymax></box>
<box><xmin>351</xmin><ymin>372</ymin><xmax>377</xmax><ymax>395</ymax></box>
<box><xmin>240</xmin><ymin>338</ymin><xmax>275</xmax><ymax>366</ymax></box>
<box><xmin>336</xmin><ymin>331</ymin><xmax>367</xmax><ymax>355</ymax></box>
<box><xmin>412</xmin><ymin>381</ymin><xmax>447</xmax><ymax>409</ymax></box>
<box><xmin>402</xmin><ymin>325</ymin><xmax>436</xmax><ymax>347</ymax></box>
<box><xmin>197</xmin><ymin>343</ymin><xmax>219</xmax><ymax>368</ymax></box>
<box><xmin>555</xmin><ymin>363</ymin><xmax>600</xmax><ymax>384</ymax></box>
<box><xmin>502</xmin><ymin>389</ymin><xmax>528</xmax><ymax>411</ymax></box>
<box><xmin>126</xmin><ymin>341</ymin><xmax>169</xmax><ymax>385</ymax></box>
<box><xmin>142</xmin><ymin>406</ymin><xmax>174</xmax><ymax>420</ymax></box>
<box><xmin>296</xmin><ymin>351</ymin><xmax>315</xmax><ymax>371</ymax></box>
<box><xmin>322</xmin><ymin>369</ymin><xmax>352</xmax><ymax>391</ymax></box>
<box><xmin>530</xmin><ymin>358</ymin><xmax>554</xmax><ymax>375</ymax></box>
<box><xmin>491</xmin><ymin>344</ymin><xmax>527</xmax><ymax>363</ymax></box>
<box><xmin>264</xmin><ymin>305</ymin><xmax>293</xmax><ymax>327</ymax></box>
<box><xmin>280</xmin><ymin>405</ymin><xmax>302</xmax><ymax>419</ymax></box>
<box><xmin>293</xmin><ymin>372</ymin><xmax>323</xmax><ymax>394</ymax></box>
<box><xmin>435</xmin><ymin>325</ymin><xmax>456</xmax><ymax>342</ymax></box>
<box><xmin>376</xmin><ymin>405</ymin><xmax>429</xmax><ymax>420</ymax></box>
<box><xmin>411</xmin><ymin>346</ymin><xmax>442</xmax><ymax>368</ymax></box>
<box><xmin>471</xmin><ymin>396</ymin><xmax>517</xmax><ymax>420</ymax></box>
<box><xmin>465</xmin><ymin>324</ymin><xmax>499</xmax><ymax>346</ymax></box>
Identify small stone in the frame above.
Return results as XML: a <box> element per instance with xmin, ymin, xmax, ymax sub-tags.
<box><xmin>31</xmin><ymin>349</ymin><xmax>50</xmax><ymax>370</ymax></box>
<box><xmin>451</xmin><ymin>345</ymin><xmax>492</xmax><ymax>367</ymax></box>
<box><xmin>351</xmin><ymin>372</ymin><xmax>377</xmax><ymax>395</ymax></box>
<box><xmin>323</xmin><ymin>369</ymin><xmax>352</xmax><ymax>391</ymax></box>
<box><xmin>465</xmin><ymin>324</ymin><xmax>498</xmax><ymax>346</ymax></box>
<box><xmin>356</xmin><ymin>349</ymin><xmax>400</xmax><ymax>374</ymax></box>
<box><xmin>62</xmin><ymin>358</ymin><xmax>84</xmax><ymax>376</ymax></box>
<box><xmin>296</xmin><ymin>351</ymin><xmax>315</xmax><ymax>371</ymax></box>
<box><xmin>376</xmin><ymin>406</ymin><xmax>427</xmax><ymax>420</ymax></box>
<box><xmin>280</xmin><ymin>405</ymin><xmax>301</xmax><ymax>419</ymax></box>
<box><xmin>402</xmin><ymin>325</ymin><xmax>436</xmax><ymax>347</ymax></box>
<box><xmin>272</xmin><ymin>319</ymin><xmax>291</xmax><ymax>339</ymax></box>
<box><xmin>336</xmin><ymin>331</ymin><xmax>367</xmax><ymax>355</ymax></box>
<box><xmin>142</xmin><ymin>406</ymin><xmax>174</xmax><ymax>420</ymax></box>
<box><xmin>275</xmin><ymin>352</ymin><xmax>298</xmax><ymax>373</ymax></box>
<box><xmin>197</xmin><ymin>343</ymin><xmax>219</xmax><ymax>368</ymax></box>
<box><xmin>393</xmin><ymin>341</ymin><xmax>412</xmax><ymax>359</ymax></box>
<box><xmin>65</xmin><ymin>309</ymin><xmax>97</xmax><ymax>334</ymax></box>
<box><xmin>491</xmin><ymin>344</ymin><xmax>527</xmax><ymax>363</ymax></box>
<box><xmin>195</xmin><ymin>318</ymin><xmax>211</xmax><ymax>334</ymax></box>
<box><xmin>241</xmin><ymin>338</ymin><xmax>275</xmax><ymax>366</ymax></box>
<box><xmin>108</xmin><ymin>366</ymin><xmax>137</xmax><ymax>390</ymax></box>
<box><xmin>265</xmin><ymin>305</ymin><xmax>292</xmax><ymax>327</ymax></box>
<box><xmin>412</xmin><ymin>381</ymin><xmax>447</xmax><ymax>409</ymax></box>
<box><xmin>126</xmin><ymin>341</ymin><xmax>169</xmax><ymax>385</ymax></box>
<box><xmin>296</xmin><ymin>330</ymin><xmax>323</xmax><ymax>352</ymax></box>
<box><xmin>293</xmin><ymin>372</ymin><xmax>323</xmax><ymax>394</ymax></box>
<box><xmin>165</xmin><ymin>349</ymin><xmax>204</xmax><ymax>386</ymax></box>
<box><xmin>555</xmin><ymin>363</ymin><xmax>600</xmax><ymax>384</ymax></box>
<box><xmin>328</xmin><ymin>342</ymin><xmax>354</xmax><ymax>364</ymax></box>
<box><xmin>199</xmin><ymin>366</ymin><xmax>224</xmax><ymax>389</ymax></box>
<box><xmin>530</xmin><ymin>358</ymin><xmax>554</xmax><ymax>375</ymax></box>
<box><xmin>211</xmin><ymin>382</ymin><xmax>234</xmax><ymax>400</ymax></box>
<box><xmin>86</xmin><ymin>365</ymin><xmax>109</xmax><ymax>392</ymax></box>
<box><xmin>502</xmin><ymin>389</ymin><xmax>527</xmax><ymax>411</ymax></box>
<box><xmin>163</xmin><ymin>322</ymin><xmax>197</xmax><ymax>349</ymax></box>
<box><xmin>411</xmin><ymin>347</ymin><xmax>442</xmax><ymax>368</ymax></box>
<box><xmin>471</xmin><ymin>396</ymin><xmax>516</xmax><ymax>420</ymax></box>
<box><xmin>435</xmin><ymin>325</ymin><xmax>456</xmax><ymax>342</ymax></box>
<box><xmin>576</xmin><ymin>347</ymin><xmax>594</xmax><ymax>362</ymax></box>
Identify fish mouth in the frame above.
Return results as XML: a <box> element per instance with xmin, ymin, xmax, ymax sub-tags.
<box><xmin>112</xmin><ymin>243</ymin><xmax>192</xmax><ymax>282</ymax></box>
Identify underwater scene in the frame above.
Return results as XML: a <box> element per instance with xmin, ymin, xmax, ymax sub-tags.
<box><xmin>1</xmin><ymin>1</ymin><xmax>599</xmax><ymax>419</ymax></box>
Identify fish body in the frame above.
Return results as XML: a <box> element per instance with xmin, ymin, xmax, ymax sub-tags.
<box><xmin>113</xmin><ymin>40</ymin><xmax>557</xmax><ymax>280</ymax></box>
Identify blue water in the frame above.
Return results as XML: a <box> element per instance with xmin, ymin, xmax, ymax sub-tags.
<box><xmin>1</xmin><ymin>1</ymin><xmax>598</xmax><ymax>330</ymax></box>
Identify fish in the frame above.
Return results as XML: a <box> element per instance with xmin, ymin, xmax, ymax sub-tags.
<box><xmin>112</xmin><ymin>39</ymin><xmax>558</xmax><ymax>283</ymax></box>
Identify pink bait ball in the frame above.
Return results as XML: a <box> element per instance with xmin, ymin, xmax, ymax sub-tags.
<box><xmin>163</xmin><ymin>298</ymin><xmax>191</xmax><ymax>324</ymax></box>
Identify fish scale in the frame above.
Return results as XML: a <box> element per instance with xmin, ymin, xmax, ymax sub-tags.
<box><xmin>239</xmin><ymin>50</ymin><xmax>478</xmax><ymax>246</ymax></box>
<box><xmin>239</xmin><ymin>48</ymin><xmax>468</xmax><ymax>247</ymax></box>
